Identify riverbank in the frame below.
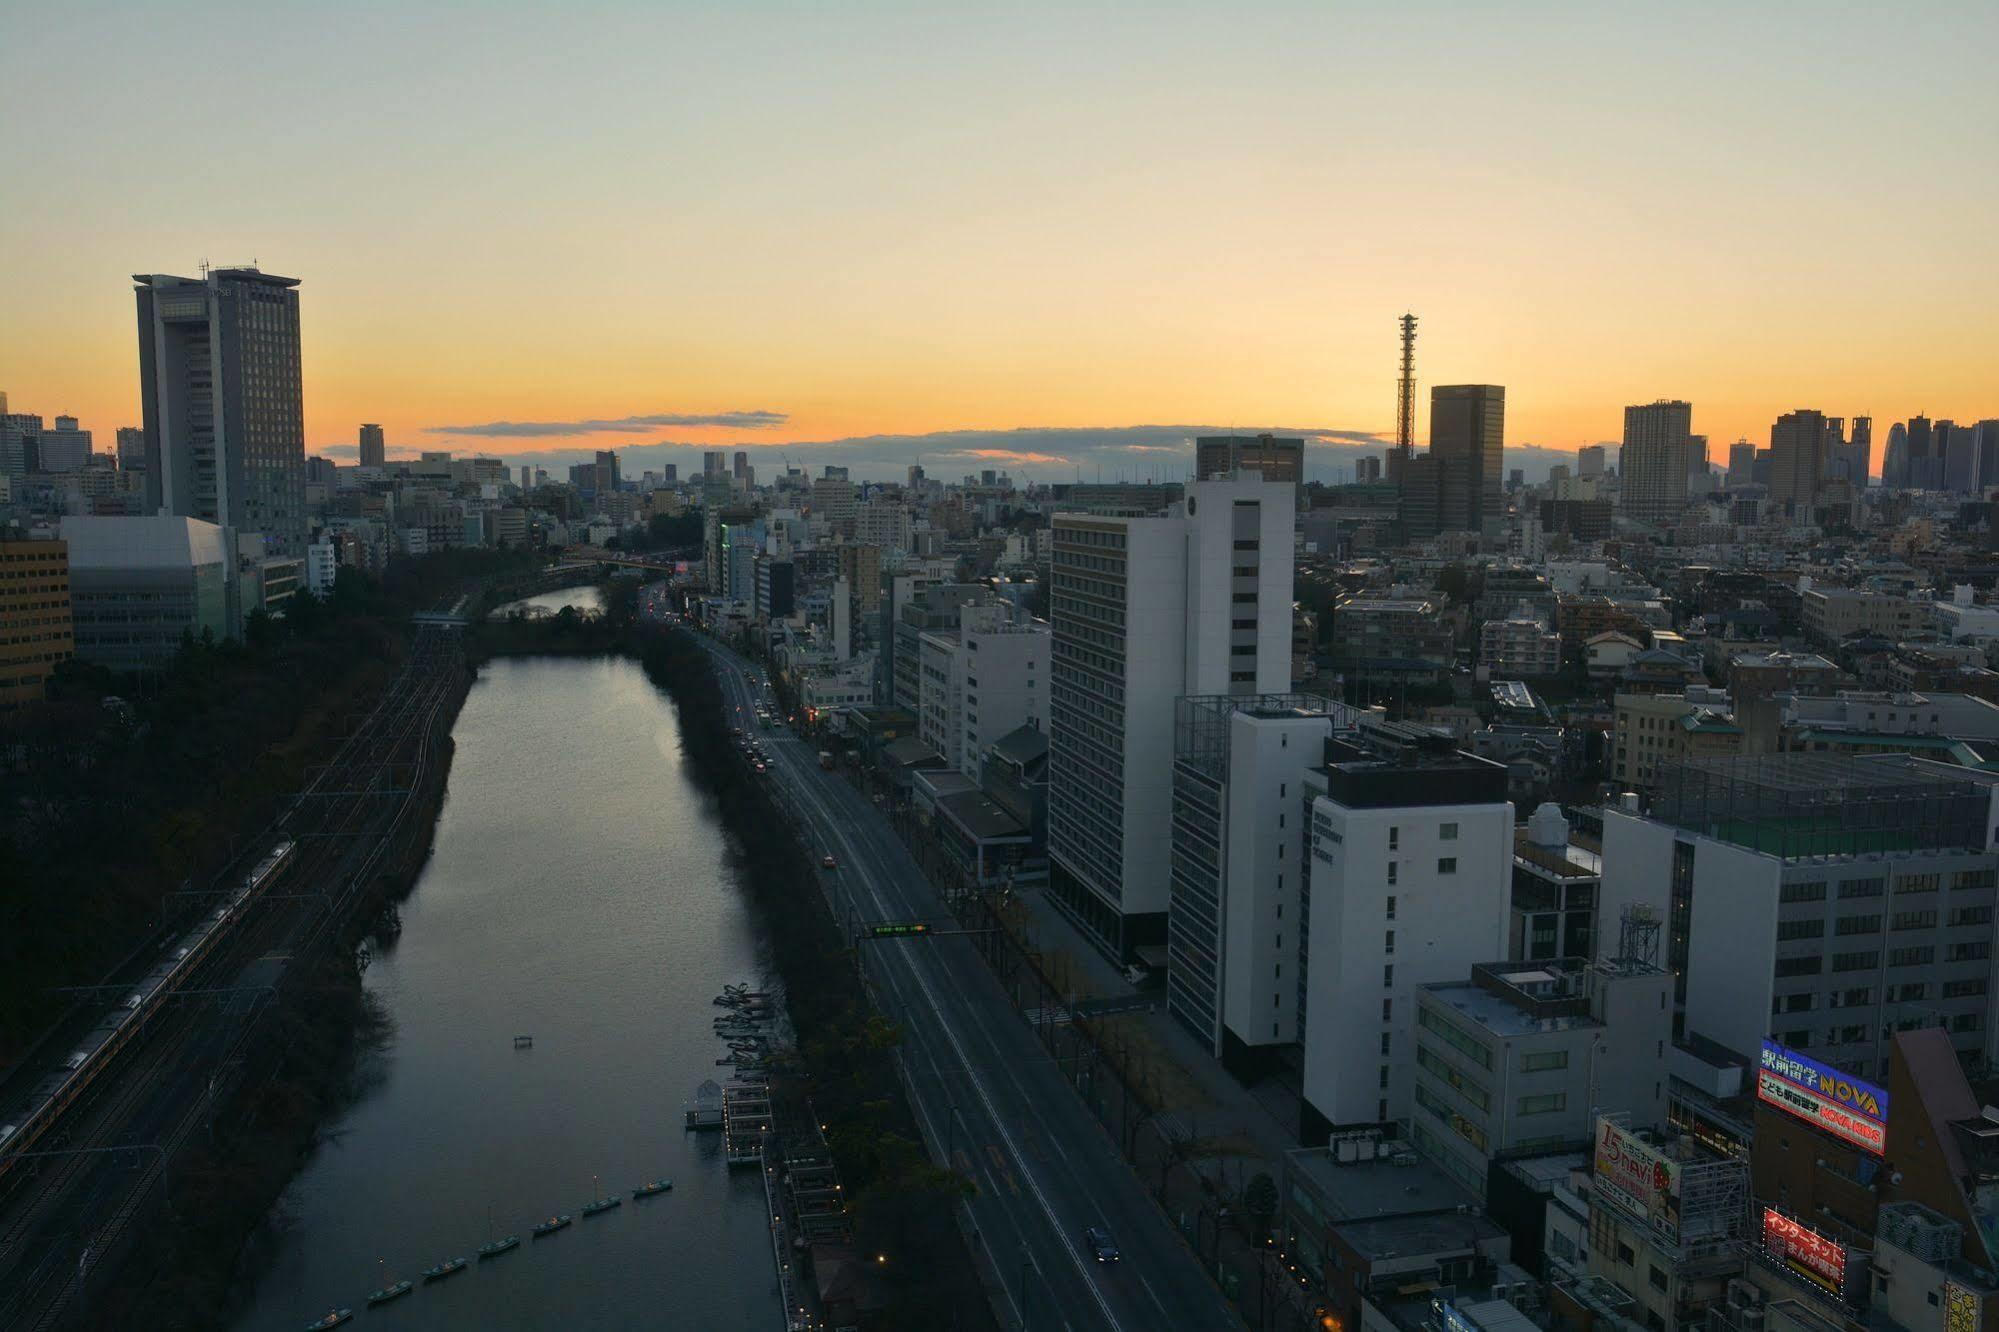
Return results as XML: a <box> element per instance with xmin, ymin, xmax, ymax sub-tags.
<box><xmin>91</xmin><ymin>659</ymin><xmax>476</xmax><ymax>1329</ymax></box>
<box><xmin>636</xmin><ymin>627</ymin><xmax>996</xmax><ymax>1329</ymax></box>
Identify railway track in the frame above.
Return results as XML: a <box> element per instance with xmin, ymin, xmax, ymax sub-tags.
<box><xmin>0</xmin><ymin>624</ymin><xmax>466</xmax><ymax>1327</ymax></box>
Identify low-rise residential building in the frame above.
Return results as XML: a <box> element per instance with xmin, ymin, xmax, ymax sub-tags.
<box><xmin>1332</xmin><ymin>597</ymin><xmax>1457</xmax><ymax>679</ymax></box>
<box><xmin>1801</xmin><ymin>584</ymin><xmax>1928</xmax><ymax>645</ymax></box>
<box><xmin>1481</xmin><ymin>605</ymin><xmax>1563</xmax><ymax>677</ymax></box>
<box><xmin>1611</xmin><ymin>689</ymin><xmax>1741</xmax><ymax>790</ymax></box>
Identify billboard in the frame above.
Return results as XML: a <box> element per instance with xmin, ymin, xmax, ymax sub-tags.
<box><xmin>1762</xmin><ymin>1207</ymin><xmax>1848</xmax><ymax>1296</ymax></box>
<box><xmin>1592</xmin><ymin>1118</ymin><xmax>1682</xmax><ymax>1243</ymax></box>
<box><xmin>1757</xmin><ymin>1040</ymin><xmax>1889</xmax><ymax>1155</ymax></box>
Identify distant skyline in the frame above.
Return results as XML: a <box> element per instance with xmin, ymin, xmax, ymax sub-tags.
<box><xmin>4</xmin><ymin>3</ymin><xmax>1994</xmax><ymax>477</ymax></box>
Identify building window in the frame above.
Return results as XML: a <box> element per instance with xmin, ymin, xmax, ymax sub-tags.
<box><xmin>1438</xmin><ymin>857</ymin><xmax>1457</xmax><ymax>875</ymax></box>
<box><xmin>1440</xmin><ymin>822</ymin><xmax>1458</xmax><ymax>841</ymax></box>
<box><xmin>1384</xmin><ymin>964</ymin><xmax>1394</xmax><ymax>987</ymax></box>
<box><xmin>1388</xmin><ymin>826</ymin><xmax>1399</xmax><ymax>850</ymax></box>
<box><xmin>1780</xmin><ymin>880</ymin><xmax>1828</xmax><ymax>903</ymax></box>
<box><xmin>1520</xmin><ymin>1050</ymin><xmax>1568</xmax><ymax>1072</ymax></box>
<box><xmin>1517</xmin><ymin>1092</ymin><xmax>1566</xmax><ymax>1115</ymax></box>
<box><xmin>1649</xmin><ymin>1266</ymin><xmax>1669</xmax><ymax>1293</ymax></box>
<box><xmin>1385</xmin><ymin>895</ymin><xmax>1396</xmax><ymax>920</ymax></box>
<box><xmin>1387</xmin><ymin>862</ymin><xmax>1398</xmax><ymax>885</ymax></box>
<box><xmin>1385</xmin><ymin>931</ymin><xmax>1395</xmax><ymax>954</ymax></box>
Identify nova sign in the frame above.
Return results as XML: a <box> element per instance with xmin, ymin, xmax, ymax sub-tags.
<box><xmin>1757</xmin><ymin>1040</ymin><xmax>1889</xmax><ymax>1155</ymax></box>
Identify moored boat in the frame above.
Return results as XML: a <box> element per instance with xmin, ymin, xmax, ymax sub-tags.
<box><xmin>477</xmin><ymin>1234</ymin><xmax>520</xmax><ymax>1259</ymax></box>
<box><xmin>581</xmin><ymin>1194</ymin><xmax>622</xmax><ymax>1215</ymax></box>
<box><xmin>304</xmin><ymin>1310</ymin><xmax>352</xmax><ymax>1331</ymax></box>
<box><xmin>531</xmin><ymin>1213</ymin><xmax>572</xmax><ymax>1237</ymax></box>
<box><xmin>422</xmin><ymin>1256</ymin><xmax>468</xmax><ymax>1281</ymax></box>
<box><xmin>632</xmin><ymin>1179</ymin><xmax>672</xmax><ymax>1198</ymax></box>
<box><xmin>365</xmin><ymin>1279</ymin><xmax>413</xmax><ymax>1306</ymax></box>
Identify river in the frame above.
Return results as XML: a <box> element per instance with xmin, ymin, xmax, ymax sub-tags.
<box><xmin>225</xmin><ymin>637</ymin><xmax>781</xmax><ymax>1330</ymax></box>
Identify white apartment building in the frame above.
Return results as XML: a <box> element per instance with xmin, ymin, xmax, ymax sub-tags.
<box><xmin>1047</xmin><ymin>474</ymin><xmax>1296</xmax><ymax>959</ymax></box>
<box><xmin>1296</xmin><ymin>722</ymin><xmax>1514</xmax><ymax>1140</ymax></box>
<box><xmin>854</xmin><ymin>500</ymin><xmax>915</xmax><ymax>551</ymax></box>
<box><xmin>1412</xmin><ymin>956</ymin><xmax>1673</xmax><ymax>1197</ymax></box>
<box><xmin>1167</xmin><ymin>694</ymin><xmax>1354</xmax><ymax>1075</ymax></box>
<box><xmin>917</xmin><ymin>604</ymin><xmax>1049</xmax><ymax>776</ymax></box>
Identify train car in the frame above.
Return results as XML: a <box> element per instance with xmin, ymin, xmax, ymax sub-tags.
<box><xmin>0</xmin><ymin>839</ymin><xmax>296</xmax><ymax>1176</ymax></box>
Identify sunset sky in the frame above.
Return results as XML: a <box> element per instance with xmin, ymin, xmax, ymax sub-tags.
<box><xmin>4</xmin><ymin>2</ymin><xmax>1995</xmax><ymax>478</ymax></box>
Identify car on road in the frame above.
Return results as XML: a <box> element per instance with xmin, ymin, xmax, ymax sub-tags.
<box><xmin>821</xmin><ymin>855</ymin><xmax>838</xmax><ymax>870</ymax></box>
<box><xmin>1083</xmin><ymin>1225</ymin><xmax>1120</xmax><ymax>1263</ymax></box>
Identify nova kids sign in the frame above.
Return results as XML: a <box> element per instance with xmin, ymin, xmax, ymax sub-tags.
<box><xmin>1757</xmin><ymin>1039</ymin><xmax>1889</xmax><ymax>1155</ymax></box>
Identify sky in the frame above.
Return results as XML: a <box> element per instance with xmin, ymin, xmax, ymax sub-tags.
<box><xmin>3</xmin><ymin>1</ymin><xmax>1995</xmax><ymax>482</ymax></box>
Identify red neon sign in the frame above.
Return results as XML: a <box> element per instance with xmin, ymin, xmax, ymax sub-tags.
<box><xmin>1763</xmin><ymin>1208</ymin><xmax>1846</xmax><ymax>1294</ymax></box>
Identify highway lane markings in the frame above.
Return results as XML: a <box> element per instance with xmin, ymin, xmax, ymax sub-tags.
<box><xmin>768</xmin><ymin>734</ymin><xmax>1126</xmax><ymax>1332</ymax></box>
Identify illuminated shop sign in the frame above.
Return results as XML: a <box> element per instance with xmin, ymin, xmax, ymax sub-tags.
<box><xmin>1757</xmin><ymin>1040</ymin><xmax>1889</xmax><ymax>1155</ymax></box>
<box><xmin>1762</xmin><ymin>1207</ymin><xmax>1847</xmax><ymax>1295</ymax></box>
<box><xmin>1592</xmin><ymin>1117</ymin><xmax>1682</xmax><ymax>1243</ymax></box>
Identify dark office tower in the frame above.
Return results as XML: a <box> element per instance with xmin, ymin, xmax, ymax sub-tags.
<box><xmin>733</xmin><ymin>450</ymin><xmax>748</xmax><ymax>479</ymax></box>
<box><xmin>1850</xmin><ymin>416</ymin><xmax>1872</xmax><ymax>485</ymax></box>
<box><xmin>1356</xmin><ymin>455</ymin><xmax>1382</xmax><ymax>484</ymax></box>
<box><xmin>1194</xmin><ymin>433</ymin><xmax>1304</xmax><ymax>482</ymax></box>
<box><xmin>1907</xmin><ymin>415</ymin><xmax>1936</xmax><ymax>489</ymax></box>
<box><xmin>359</xmin><ymin>423</ymin><xmax>385</xmax><ymax>468</ymax></box>
<box><xmin>1768</xmin><ymin>409</ymin><xmax>1827</xmax><ymax>515</ymax></box>
<box><xmin>1621</xmin><ymin>400</ymin><xmax>1693</xmax><ymax>523</ymax></box>
<box><xmin>116</xmin><ymin>426</ymin><xmax>146</xmax><ymax>473</ymax></box>
<box><xmin>135</xmin><ymin>267</ymin><xmax>307</xmax><ymax>557</ymax></box>
<box><xmin>1939</xmin><ymin>421</ymin><xmax>1980</xmax><ymax>492</ymax></box>
<box><xmin>703</xmin><ymin>450</ymin><xmax>725</xmax><ymax>476</ymax></box>
<box><xmin>1979</xmin><ymin>421</ymin><xmax>1999</xmax><ymax>491</ymax></box>
<box><xmin>1687</xmin><ymin>433</ymin><xmax>1710</xmax><ymax>478</ymax></box>
<box><xmin>1429</xmin><ymin>385</ymin><xmax>1504</xmax><ymax>535</ymax></box>
<box><xmin>1727</xmin><ymin>439</ymin><xmax>1756</xmax><ymax>484</ymax></box>
<box><xmin>596</xmin><ymin>450</ymin><xmax>620</xmax><ymax>490</ymax></box>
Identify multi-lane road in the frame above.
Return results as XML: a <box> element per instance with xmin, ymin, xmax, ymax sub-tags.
<box><xmin>695</xmin><ymin>629</ymin><xmax>1239</xmax><ymax>1332</ymax></box>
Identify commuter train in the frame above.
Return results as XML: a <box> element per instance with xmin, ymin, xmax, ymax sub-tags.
<box><xmin>0</xmin><ymin>840</ymin><xmax>295</xmax><ymax>1172</ymax></box>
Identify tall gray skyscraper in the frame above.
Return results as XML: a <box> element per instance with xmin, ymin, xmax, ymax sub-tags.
<box><xmin>135</xmin><ymin>268</ymin><xmax>307</xmax><ymax>557</ymax></box>
<box><xmin>1850</xmin><ymin>416</ymin><xmax>1872</xmax><ymax>485</ymax></box>
<box><xmin>0</xmin><ymin>411</ymin><xmax>43</xmax><ymax>480</ymax></box>
<box><xmin>1727</xmin><ymin>438</ymin><xmax>1756</xmax><ymax>484</ymax></box>
<box><xmin>116</xmin><ymin>426</ymin><xmax>146</xmax><ymax>472</ymax></box>
<box><xmin>1429</xmin><ymin>384</ymin><xmax>1504</xmax><ymax>535</ymax></box>
<box><xmin>1619</xmin><ymin>399</ymin><xmax>1693</xmax><ymax>524</ymax></box>
<box><xmin>1768</xmin><ymin>409</ymin><xmax>1828</xmax><ymax>515</ymax></box>
<box><xmin>359</xmin><ymin>422</ymin><xmax>385</xmax><ymax>468</ymax></box>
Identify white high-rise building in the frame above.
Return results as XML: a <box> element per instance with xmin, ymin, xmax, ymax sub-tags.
<box><xmin>1168</xmin><ymin>694</ymin><xmax>1354</xmax><ymax>1073</ymax></box>
<box><xmin>1296</xmin><ymin>720</ymin><xmax>1513</xmax><ymax>1138</ymax></box>
<box><xmin>1047</xmin><ymin>473</ymin><xmax>1296</xmax><ymax>959</ymax></box>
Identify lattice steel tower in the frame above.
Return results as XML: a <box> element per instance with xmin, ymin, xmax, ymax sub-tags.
<box><xmin>1394</xmin><ymin>313</ymin><xmax>1418</xmax><ymax>478</ymax></box>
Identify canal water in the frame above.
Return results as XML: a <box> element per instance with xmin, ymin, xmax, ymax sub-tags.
<box><xmin>225</xmin><ymin>639</ymin><xmax>781</xmax><ymax>1329</ymax></box>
